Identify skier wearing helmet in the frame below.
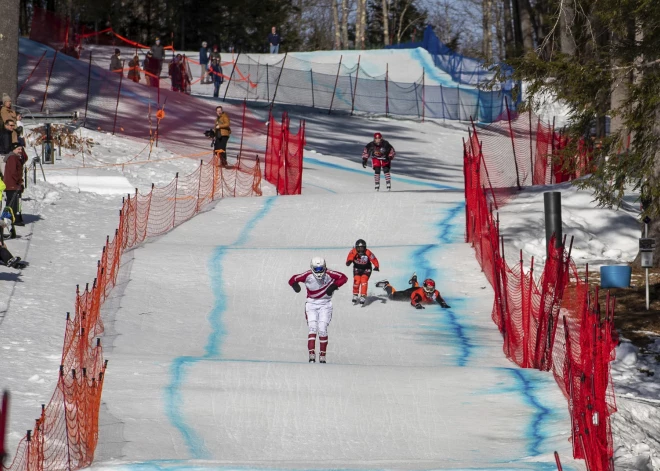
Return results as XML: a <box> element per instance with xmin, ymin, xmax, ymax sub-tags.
<box><xmin>345</xmin><ymin>239</ymin><xmax>380</xmax><ymax>305</ymax></box>
<box><xmin>376</xmin><ymin>273</ymin><xmax>450</xmax><ymax>309</ymax></box>
<box><xmin>362</xmin><ymin>132</ymin><xmax>396</xmax><ymax>191</ymax></box>
<box><xmin>288</xmin><ymin>257</ymin><xmax>348</xmax><ymax>363</ymax></box>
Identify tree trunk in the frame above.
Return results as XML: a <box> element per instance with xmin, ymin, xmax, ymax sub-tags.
<box><xmin>482</xmin><ymin>0</ymin><xmax>492</xmax><ymax>61</ymax></box>
<box><xmin>502</xmin><ymin>0</ymin><xmax>514</xmax><ymax>58</ymax></box>
<box><xmin>511</xmin><ymin>0</ymin><xmax>523</xmax><ymax>54</ymax></box>
<box><xmin>340</xmin><ymin>0</ymin><xmax>349</xmax><ymax>48</ymax></box>
<box><xmin>355</xmin><ymin>0</ymin><xmax>362</xmax><ymax>49</ymax></box>
<box><xmin>559</xmin><ymin>0</ymin><xmax>575</xmax><ymax>55</ymax></box>
<box><xmin>359</xmin><ymin>0</ymin><xmax>367</xmax><ymax>49</ymax></box>
<box><xmin>382</xmin><ymin>0</ymin><xmax>389</xmax><ymax>46</ymax></box>
<box><xmin>19</xmin><ymin>0</ymin><xmax>29</xmax><ymax>36</ymax></box>
<box><xmin>0</xmin><ymin>0</ymin><xmax>20</xmax><ymax>103</ymax></box>
<box><xmin>396</xmin><ymin>0</ymin><xmax>411</xmax><ymax>44</ymax></box>
<box><xmin>331</xmin><ymin>0</ymin><xmax>341</xmax><ymax>49</ymax></box>
<box><xmin>518</xmin><ymin>0</ymin><xmax>534</xmax><ymax>52</ymax></box>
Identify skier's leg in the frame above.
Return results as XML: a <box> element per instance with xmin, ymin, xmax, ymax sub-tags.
<box><xmin>383</xmin><ymin>165</ymin><xmax>391</xmax><ymax>190</ymax></box>
<box><xmin>391</xmin><ymin>287</ymin><xmax>417</xmax><ymax>301</ymax></box>
<box><xmin>318</xmin><ymin>303</ymin><xmax>332</xmax><ymax>362</ymax></box>
<box><xmin>0</xmin><ymin>245</ymin><xmax>13</xmax><ymax>265</ymax></box>
<box><xmin>352</xmin><ymin>274</ymin><xmax>361</xmax><ymax>298</ymax></box>
<box><xmin>306</xmin><ymin>303</ymin><xmax>320</xmax><ymax>361</ymax></box>
<box><xmin>373</xmin><ymin>164</ymin><xmax>381</xmax><ymax>190</ymax></box>
<box><xmin>358</xmin><ymin>274</ymin><xmax>369</xmax><ymax>302</ymax></box>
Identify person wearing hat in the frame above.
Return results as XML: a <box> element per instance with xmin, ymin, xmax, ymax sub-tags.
<box><xmin>150</xmin><ymin>38</ymin><xmax>165</xmax><ymax>77</ymax></box>
<box><xmin>1</xmin><ymin>95</ymin><xmax>17</xmax><ymax>134</ymax></box>
<box><xmin>127</xmin><ymin>53</ymin><xmax>141</xmax><ymax>83</ymax></box>
<box><xmin>0</xmin><ymin>118</ymin><xmax>16</xmax><ymax>156</ymax></box>
<box><xmin>3</xmin><ymin>144</ymin><xmax>28</xmax><ymax>236</ymax></box>
<box><xmin>110</xmin><ymin>48</ymin><xmax>123</xmax><ymax>75</ymax></box>
<box><xmin>199</xmin><ymin>41</ymin><xmax>210</xmax><ymax>84</ymax></box>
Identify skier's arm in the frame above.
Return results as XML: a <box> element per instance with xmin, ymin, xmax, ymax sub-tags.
<box><xmin>327</xmin><ymin>269</ymin><xmax>348</xmax><ymax>288</ymax></box>
<box><xmin>435</xmin><ymin>291</ymin><xmax>450</xmax><ymax>308</ymax></box>
<box><xmin>388</xmin><ymin>144</ymin><xmax>396</xmax><ymax>160</ymax></box>
<box><xmin>345</xmin><ymin>248</ymin><xmax>356</xmax><ymax>266</ymax></box>
<box><xmin>288</xmin><ymin>272</ymin><xmax>309</xmax><ymax>292</ymax></box>
<box><xmin>368</xmin><ymin>250</ymin><xmax>379</xmax><ymax>271</ymax></box>
<box><xmin>410</xmin><ymin>289</ymin><xmax>425</xmax><ymax>308</ymax></box>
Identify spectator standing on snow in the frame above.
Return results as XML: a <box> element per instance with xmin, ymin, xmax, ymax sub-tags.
<box><xmin>268</xmin><ymin>26</ymin><xmax>280</xmax><ymax>54</ymax></box>
<box><xmin>1</xmin><ymin>95</ymin><xmax>17</xmax><ymax>128</ymax></box>
<box><xmin>109</xmin><ymin>48</ymin><xmax>123</xmax><ymax>74</ymax></box>
<box><xmin>209</xmin><ymin>58</ymin><xmax>223</xmax><ymax>98</ymax></box>
<box><xmin>4</xmin><ymin>144</ymin><xmax>27</xmax><ymax>236</ymax></box>
<box><xmin>210</xmin><ymin>44</ymin><xmax>221</xmax><ymax>64</ymax></box>
<box><xmin>150</xmin><ymin>37</ymin><xmax>165</xmax><ymax>76</ymax></box>
<box><xmin>199</xmin><ymin>41</ymin><xmax>210</xmax><ymax>83</ymax></box>
<box><xmin>0</xmin><ymin>119</ymin><xmax>16</xmax><ymax>156</ymax></box>
<box><xmin>168</xmin><ymin>55</ymin><xmax>183</xmax><ymax>92</ymax></box>
<box><xmin>213</xmin><ymin>105</ymin><xmax>231</xmax><ymax>167</ymax></box>
<box><xmin>144</xmin><ymin>51</ymin><xmax>160</xmax><ymax>87</ymax></box>
<box><xmin>128</xmin><ymin>54</ymin><xmax>141</xmax><ymax>83</ymax></box>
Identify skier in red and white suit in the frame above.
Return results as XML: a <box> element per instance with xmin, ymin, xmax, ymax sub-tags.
<box><xmin>288</xmin><ymin>256</ymin><xmax>348</xmax><ymax>363</ymax></box>
<box><xmin>362</xmin><ymin>132</ymin><xmax>396</xmax><ymax>191</ymax></box>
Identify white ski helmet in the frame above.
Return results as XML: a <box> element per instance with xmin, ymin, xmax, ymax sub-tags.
<box><xmin>310</xmin><ymin>256</ymin><xmax>327</xmax><ymax>280</ymax></box>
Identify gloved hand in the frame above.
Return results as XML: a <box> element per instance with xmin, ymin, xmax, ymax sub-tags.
<box><xmin>292</xmin><ymin>282</ymin><xmax>301</xmax><ymax>293</ymax></box>
<box><xmin>415</xmin><ymin>303</ymin><xmax>425</xmax><ymax>310</ymax></box>
<box><xmin>373</xmin><ymin>267</ymin><xmax>379</xmax><ymax>271</ymax></box>
<box><xmin>326</xmin><ymin>284</ymin><xmax>338</xmax><ymax>296</ymax></box>
<box><xmin>362</xmin><ymin>159</ymin><xmax>367</xmax><ymax>168</ymax></box>
<box><xmin>439</xmin><ymin>300</ymin><xmax>450</xmax><ymax>309</ymax></box>
<box><xmin>346</xmin><ymin>261</ymin><xmax>352</xmax><ymax>266</ymax></box>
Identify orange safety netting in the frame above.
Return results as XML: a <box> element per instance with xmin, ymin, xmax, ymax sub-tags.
<box><xmin>463</xmin><ymin>137</ymin><xmax>616</xmax><ymax>470</ymax></box>
<box><xmin>264</xmin><ymin>112</ymin><xmax>305</xmax><ymax>195</ymax></box>
<box><xmin>3</xmin><ymin>154</ymin><xmax>261</xmax><ymax>471</ymax></box>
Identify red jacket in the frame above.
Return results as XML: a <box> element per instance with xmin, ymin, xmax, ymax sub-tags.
<box><xmin>4</xmin><ymin>152</ymin><xmax>26</xmax><ymax>190</ymax></box>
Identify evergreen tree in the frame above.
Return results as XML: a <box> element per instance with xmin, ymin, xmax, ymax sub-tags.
<box><xmin>500</xmin><ymin>0</ymin><xmax>660</xmax><ymax>265</ymax></box>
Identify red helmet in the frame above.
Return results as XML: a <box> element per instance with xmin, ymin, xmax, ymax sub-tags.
<box><xmin>374</xmin><ymin>132</ymin><xmax>382</xmax><ymax>140</ymax></box>
<box><xmin>423</xmin><ymin>278</ymin><xmax>436</xmax><ymax>295</ymax></box>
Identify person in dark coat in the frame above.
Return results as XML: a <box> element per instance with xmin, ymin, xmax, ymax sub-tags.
<box><xmin>268</xmin><ymin>26</ymin><xmax>281</xmax><ymax>54</ymax></box>
<box><xmin>109</xmin><ymin>48</ymin><xmax>123</xmax><ymax>74</ymax></box>
<box><xmin>3</xmin><ymin>145</ymin><xmax>27</xmax><ymax>237</ymax></box>
<box><xmin>150</xmin><ymin>38</ymin><xmax>165</xmax><ymax>76</ymax></box>
<box><xmin>0</xmin><ymin>119</ymin><xmax>15</xmax><ymax>155</ymax></box>
<box><xmin>127</xmin><ymin>54</ymin><xmax>141</xmax><ymax>83</ymax></box>
<box><xmin>209</xmin><ymin>58</ymin><xmax>223</xmax><ymax>98</ymax></box>
<box><xmin>199</xmin><ymin>41</ymin><xmax>210</xmax><ymax>83</ymax></box>
<box><xmin>144</xmin><ymin>51</ymin><xmax>160</xmax><ymax>87</ymax></box>
<box><xmin>168</xmin><ymin>55</ymin><xmax>183</xmax><ymax>92</ymax></box>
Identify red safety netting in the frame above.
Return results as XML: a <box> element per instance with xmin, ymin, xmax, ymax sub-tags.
<box><xmin>3</xmin><ymin>154</ymin><xmax>261</xmax><ymax>471</ymax></box>
<box><xmin>264</xmin><ymin>112</ymin><xmax>305</xmax><ymax>195</ymax></box>
<box><xmin>463</xmin><ymin>137</ymin><xmax>616</xmax><ymax>470</ymax></box>
<box><xmin>469</xmin><ymin>110</ymin><xmax>576</xmax><ymax>208</ymax></box>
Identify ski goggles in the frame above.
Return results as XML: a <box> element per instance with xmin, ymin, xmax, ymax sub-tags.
<box><xmin>312</xmin><ymin>266</ymin><xmax>326</xmax><ymax>273</ymax></box>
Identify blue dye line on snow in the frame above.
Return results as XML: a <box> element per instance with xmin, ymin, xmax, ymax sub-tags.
<box><xmin>163</xmin><ymin>197</ymin><xmax>277</xmax><ymax>459</ymax></box>
<box><xmin>410</xmin><ymin>201</ymin><xmax>474</xmax><ymax>367</ymax></box>
<box><xmin>508</xmin><ymin>368</ymin><xmax>553</xmax><ymax>456</ymax></box>
<box><xmin>304</xmin><ymin>155</ymin><xmax>457</xmax><ymax>190</ymax></box>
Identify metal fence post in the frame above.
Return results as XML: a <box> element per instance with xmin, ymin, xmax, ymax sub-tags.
<box><xmin>350</xmin><ymin>55</ymin><xmax>361</xmax><ymax>116</ymax></box>
<box><xmin>505</xmin><ymin>96</ymin><xmax>522</xmax><ymax>189</ymax></box>
<box><xmin>83</xmin><ymin>52</ymin><xmax>93</xmax><ymax>126</ymax></box>
<box><xmin>310</xmin><ymin>68</ymin><xmax>315</xmax><ymax>108</ymax></box>
<box><xmin>41</xmin><ymin>51</ymin><xmax>58</xmax><ymax>112</ymax></box>
<box><xmin>328</xmin><ymin>55</ymin><xmax>343</xmax><ymax>114</ymax></box>
<box><xmin>222</xmin><ymin>52</ymin><xmax>241</xmax><ymax>102</ymax></box>
<box><xmin>270</xmin><ymin>52</ymin><xmax>288</xmax><ymax>111</ymax></box>
<box><xmin>385</xmin><ymin>63</ymin><xmax>389</xmax><ymax>117</ymax></box>
<box><xmin>112</xmin><ymin>69</ymin><xmax>124</xmax><ymax>135</ymax></box>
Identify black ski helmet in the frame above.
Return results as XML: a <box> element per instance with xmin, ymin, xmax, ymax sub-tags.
<box><xmin>355</xmin><ymin>239</ymin><xmax>367</xmax><ymax>252</ymax></box>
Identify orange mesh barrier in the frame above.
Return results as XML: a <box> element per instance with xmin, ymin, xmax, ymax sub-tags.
<box><xmin>464</xmin><ymin>138</ymin><xmax>616</xmax><ymax>470</ymax></box>
<box><xmin>264</xmin><ymin>112</ymin><xmax>305</xmax><ymax>195</ymax></box>
<box><xmin>3</xmin><ymin>154</ymin><xmax>261</xmax><ymax>471</ymax></box>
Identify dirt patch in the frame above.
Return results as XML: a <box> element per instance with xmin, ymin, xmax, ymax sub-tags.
<box><xmin>573</xmin><ymin>265</ymin><xmax>660</xmax><ymax>349</ymax></box>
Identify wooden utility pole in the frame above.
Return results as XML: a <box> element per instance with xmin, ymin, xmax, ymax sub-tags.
<box><xmin>0</xmin><ymin>0</ymin><xmax>20</xmax><ymax>102</ymax></box>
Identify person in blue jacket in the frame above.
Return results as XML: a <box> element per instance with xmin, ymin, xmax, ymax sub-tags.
<box><xmin>199</xmin><ymin>41</ymin><xmax>210</xmax><ymax>83</ymax></box>
<box><xmin>268</xmin><ymin>26</ymin><xmax>280</xmax><ymax>54</ymax></box>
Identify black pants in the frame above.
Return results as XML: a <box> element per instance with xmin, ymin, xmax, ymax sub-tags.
<box><xmin>214</xmin><ymin>136</ymin><xmax>229</xmax><ymax>164</ymax></box>
<box><xmin>387</xmin><ymin>286</ymin><xmax>416</xmax><ymax>301</ymax></box>
<box><xmin>4</xmin><ymin>190</ymin><xmax>21</xmax><ymax>221</ymax></box>
<box><xmin>0</xmin><ymin>244</ymin><xmax>14</xmax><ymax>264</ymax></box>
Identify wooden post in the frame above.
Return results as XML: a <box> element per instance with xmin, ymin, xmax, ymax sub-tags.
<box><xmin>310</xmin><ymin>69</ymin><xmax>315</xmax><ymax>108</ymax></box>
<box><xmin>421</xmin><ymin>70</ymin><xmax>425</xmax><ymax>122</ymax></box>
<box><xmin>457</xmin><ymin>85</ymin><xmax>461</xmax><ymax>121</ymax></box>
<box><xmin>440</xmin><ymin>83</ymin><xmax>445</xmax><ymax>122</ymax></box>
<box><xmin>223</xmin><ymin>52</ymin><xmax>241</xmax><ymax>102</ymax></box>
<box><xmin>83</xmin><ymin>52</ymin><xmax>93</xmax><ymax>126</ymax></box>
<box><xmin>17</xmin><ymin>50</ymin><xmax>47</xmax><ymax>99</ymax></box>
<box><xmin>41</xmin><ymin>51</ymin><xmax>59</xmax><ymax>112</ymax></box>
<box><xmin>505</xmin><ymin>96</ymin><xmax>522</xmax><ymax>189</ymax></box>
<box><xmin>385</xmin><ymin>63</ymin><xmax>389</xmax><ymax>117</ymax></box>
<box><xmin>266</xmin><ymin>63</ymin><xmax>270</xmax><ymax>101</ymax></box>
<box><xmin>328</xmin><ymin>55</ymin><xmax>343</xmax><ymax>114</ymax></box>
<box><xmin>270</xmin><ymin>52</ymin><xmax>288</xmax><ymax>111</ymax></box>
<box><xmin>112</xmin><ymin>68</ymin><xmax>124</xmax><ymax>135</ymax></box>
<box><xmin>350</xmin><ymin>55</ymin><xmax>361</xmax><ymax>116</ymax></box>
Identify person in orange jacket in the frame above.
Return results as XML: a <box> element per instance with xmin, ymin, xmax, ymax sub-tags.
<box><xmin>345</xmin><ymin>239</ymin><xmax>379</xmax><ymax>305</ymax></box>
<box><xmin>376</xmin><ymin>273</ymin><xmax>450</xmax><ymax>309</ymax></box>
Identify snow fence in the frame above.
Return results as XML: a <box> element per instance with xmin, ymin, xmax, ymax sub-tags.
<box><xmin>464</xmin><ymin>124</ymin><xmax>617</xmax><ymax>471</ymax></box>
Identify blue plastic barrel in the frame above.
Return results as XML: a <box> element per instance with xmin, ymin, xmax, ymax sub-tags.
<box><xmin>600</xmin><ymin>265</ymin><xmax>632</xmax><ymax>288</ymax></box>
